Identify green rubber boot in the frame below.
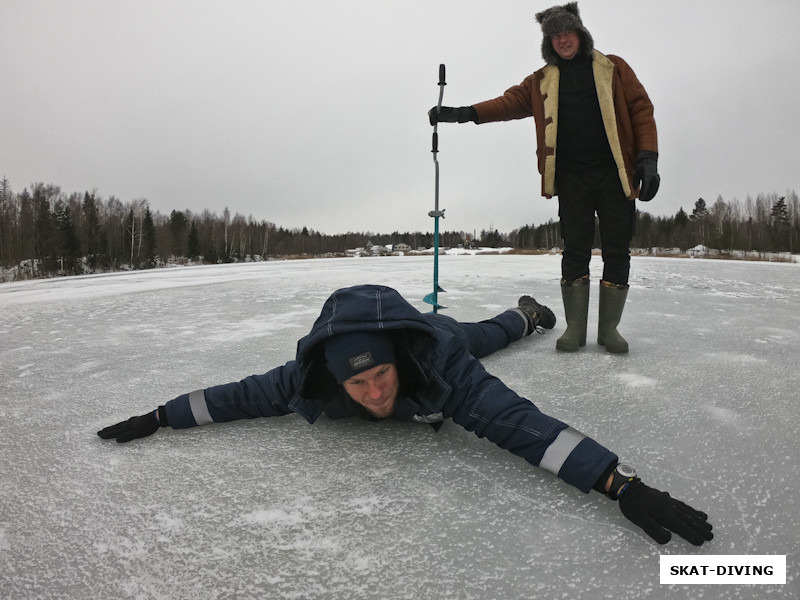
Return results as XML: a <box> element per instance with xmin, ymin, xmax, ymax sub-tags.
<box><xmin>597</xmin><ymin>280</ymin><xmax>629</xmax><ymax>354</ymax></box>
<box><xmin>556</xmin><ymin>276</ymin><xmax>590</xmax><ymax>352</ymax></box>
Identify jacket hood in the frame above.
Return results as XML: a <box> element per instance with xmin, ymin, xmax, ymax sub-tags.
<box><xmin>290</xmin><ymin>285</ymin><xmax>438</xmax><ymax>420</ymax></box>
<box><xmin>535</xmin><ymin>2</ymin><xmax>594</xmax><ymax>65</ymax></box>
<box><xmin>296</xmin><ymin>284</ymin><xmax>435</xmax><ymax>364</ymax></box>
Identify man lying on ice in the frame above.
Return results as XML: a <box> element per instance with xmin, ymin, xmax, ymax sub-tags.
<box><xmin>98</xmin><ymin>284</ymin><xmax>713</xmax><ymax>546</ymax></box>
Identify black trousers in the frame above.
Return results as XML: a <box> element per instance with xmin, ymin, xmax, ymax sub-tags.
<box><xmin>556</xmin><ymin>166</ymin><xmax>635</xmax><ymax>285</ymax></box>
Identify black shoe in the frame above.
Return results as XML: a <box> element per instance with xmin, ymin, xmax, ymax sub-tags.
<box><xmin>518</xmin><ymin>295</ymin><xmax>557</xmax><ymax>332</ymax></box>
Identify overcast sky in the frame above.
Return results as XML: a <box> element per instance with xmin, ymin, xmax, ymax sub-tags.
<box><xmin>2</xmin><ymin>1</ymin><xmax>798</xmax><ymax>236</ymax></box>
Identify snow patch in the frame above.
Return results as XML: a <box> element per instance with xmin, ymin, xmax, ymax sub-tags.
<box><xmin>613</xmin><ymin>373</ymin><xmax>657</xmax><ymax>388</ymax></box>
<box><xmin>704</xmin><ymin>405</ymin><xmax>739</xmax><ymax>425</ymax></box>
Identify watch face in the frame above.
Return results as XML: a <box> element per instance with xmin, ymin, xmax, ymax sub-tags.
<box><xmin>617</xmin><ymin>464</ymin><xmax>636</xmax><ymax>478</ymax></box>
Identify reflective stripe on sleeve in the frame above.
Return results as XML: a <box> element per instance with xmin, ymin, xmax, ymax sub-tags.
<box><xmin>539</xmin><ymin>427</ymin><xmax>586</xmax><ymax>476</ymax></box>
<box><xmin>188</xmin><ymin>389</ymin><xmax>214</xmax><ymax>426</ymax></box>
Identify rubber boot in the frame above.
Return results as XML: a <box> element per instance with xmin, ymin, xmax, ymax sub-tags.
<box><xmin>556</xmin><ymin>275</ymin><xmax>590</xmax><ymax>352</ymax></box>
<box><xmin>597</xmin><ymin>280</ymin><xmax>629</xmax><ymax>354</ymax></box>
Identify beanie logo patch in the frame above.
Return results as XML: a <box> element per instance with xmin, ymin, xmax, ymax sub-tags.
<box><xmin>348</xmin><ymin>352</ymin><xmax>375</xmax><ymax>372</ymax></box>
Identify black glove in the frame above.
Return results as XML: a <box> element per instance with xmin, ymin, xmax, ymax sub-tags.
<box><xmin>428</xmin><ymin>105</ymin><xmax>478</xmax><ymax>126</ymax></box>
<box><xmin>97</xmin><ymin>406</ymin><xmax>167</xmax><ymax>443</ymax></box>
<box><xmin>618</xmin><ymin>479</ymin><xmax>713</xmax><ymax>545</ymax></box>
<box><xmin>634</xmin><ymin>150</ymin><xmax>660</xmax><ymax>202</ymax></box>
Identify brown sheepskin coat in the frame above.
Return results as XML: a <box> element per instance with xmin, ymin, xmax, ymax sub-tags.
<box><xmin>472</xmin><ymin>50</ymin><xmax>657</xmax><ymax>200</ymax></box>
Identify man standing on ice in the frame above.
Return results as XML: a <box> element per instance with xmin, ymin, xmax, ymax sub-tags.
<box><xmin>430</xmin><ymin>3</ymin><xmax>660</xmax><ymax>354</ymax></box>
<box><xmin>99</xmin><ymin>284</ymin><xmax>712</xmax><ymax>546</ymax></box>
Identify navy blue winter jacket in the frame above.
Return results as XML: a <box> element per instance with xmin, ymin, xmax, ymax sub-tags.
<box><xmin>164</xmin><ymin>284</ymin><xmax>617</xmax><ymax>493</ymax></box>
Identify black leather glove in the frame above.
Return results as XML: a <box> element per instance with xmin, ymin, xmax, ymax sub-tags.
<box><xmin>618</xmin><ymin>479</ymin><xmax>713</xmax><ymax>545</ymax></box>
<box><xmin>428</xmin><ymin>106</ymin><xmax>478</xmax><ymax>126</ymax></box>
<box><xmin>97</xmin><ymin>406</ymin><xmax>168</xmax><ymax>443</ymax></box>
<box><xmin>634</xmin><ymin>150</ymin><xmax>660</xmax><ymax>202</ymax></box>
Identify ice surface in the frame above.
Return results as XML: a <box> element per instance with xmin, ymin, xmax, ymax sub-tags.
<box><xmin>1</xmin><ymin>255</ymin><xmax>798</xmax><ymax>599</ymax></box>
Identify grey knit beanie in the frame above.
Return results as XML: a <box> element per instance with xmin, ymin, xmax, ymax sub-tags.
<box><xmin>535</xmin><ymin>2</ymin><xmax>594</xmax><ymax>64</ymax></box>
<box><xmin>324</xmin><ymin>331</ymin><xmax>396</xmax><ymax>384</ymax></box>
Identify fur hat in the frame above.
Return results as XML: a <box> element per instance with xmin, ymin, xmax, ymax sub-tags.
<box><xmin>535</xmin><ymin>2</ymin><xmax>594</xmax><ymax>65</ymax></box>
<box><xmin>324</xmin><ymin>331</ymin><xmax>396</xmax><ymax>384</ymax></box>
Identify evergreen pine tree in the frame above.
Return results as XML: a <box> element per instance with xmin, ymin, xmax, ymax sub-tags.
<box><xmin>82</xmin><ymin>192</ymin><xmax>104</xmax><ymax>269</ymax></box>
<box><xmin>142</xmin><ymin>207</ymin><xmax>157</xmax><ymax>268</ymax></box>
<box><xmin>53</xmin><ymin>199</ymin><xmax>81</xmax><ymax>273</ymax></box>
<box><xmin>187</xmin><ymin>221</ymin><xmax>201</xmax><ymax>260</ymax></box>
<box><xmin>169</xmin><ymin>210</ymin><xmax>188</xmax><ymax>257</ymax></box>
<box><xmin>771</xmin><ymin>197</ymin><xmax>789</xmax><ymax>223</ymax></box>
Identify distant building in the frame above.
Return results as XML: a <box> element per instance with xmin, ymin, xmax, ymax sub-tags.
<box><xmin>393</xmin><ymin>243</ymin><xmax>412</xmax><ymax>253</ymax></box>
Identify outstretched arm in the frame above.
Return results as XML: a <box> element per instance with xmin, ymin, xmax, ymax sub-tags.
<box><xmin>97</xmin><ymin>361</ymin><xmax>300</xmax><ymax>442</ymax></box>
<box><xmin>441</xmin><ymin>349</ymin><xmax>712</xmax><ymax>545</ymax></box>
<box><xmin>427</xmin><ymin>75</ymin><xmax>538</xmax><ymax>127</ymax></box>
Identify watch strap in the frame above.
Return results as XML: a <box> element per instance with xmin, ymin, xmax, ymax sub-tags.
<box><xmin>607</xmin><ymin>466</ymin><xmax>637</xmax><ymax>500</ymax></box>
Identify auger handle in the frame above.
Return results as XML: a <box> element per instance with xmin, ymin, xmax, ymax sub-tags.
<box><xmin>432</xmin><ymin>64</ymin><xmax>446</xmax><ymax>154</ymax></box>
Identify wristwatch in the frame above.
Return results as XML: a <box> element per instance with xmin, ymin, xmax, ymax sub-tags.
<box><xmin>607</xmin><ymin>464</ymin><xmax>637</xmax><ymax>500</ymax></box>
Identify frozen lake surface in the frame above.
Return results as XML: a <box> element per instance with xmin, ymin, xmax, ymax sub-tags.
<box><xmin>1</xmin><ymin>254</ymin><xmax>798</xmax><ymax>599</ymax></box>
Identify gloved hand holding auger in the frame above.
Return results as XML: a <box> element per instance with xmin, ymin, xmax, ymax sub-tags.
<box><xmin>428</xmin><ymin>105</ymin><xmax>478</xmax><ymax>125</ymax></box>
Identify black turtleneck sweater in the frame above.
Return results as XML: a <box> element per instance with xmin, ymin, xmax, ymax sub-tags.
<box><xmin>556</xmin><ymin>54</ymin><xmax>615</xmax><ymax>174</ymax></box>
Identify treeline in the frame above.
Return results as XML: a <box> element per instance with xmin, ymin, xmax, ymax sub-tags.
<box><xmin>0</xmin><ymin>177</ymin><xmax>797</xmax><ymax>280</ymax></box>
<box><xmin>0</xmin><ymin>179</ymin><xmax>472</xmax><ymax>278</ymax></box>
<box><xmin>510</xmin><ymin>192</ymin><xmax>799</xmax><ymax>255</ymax></box>
<box><xmin>631</xmin><ymin>193</ymin><xmax>798</xmax><ymax>254</ymax></box>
